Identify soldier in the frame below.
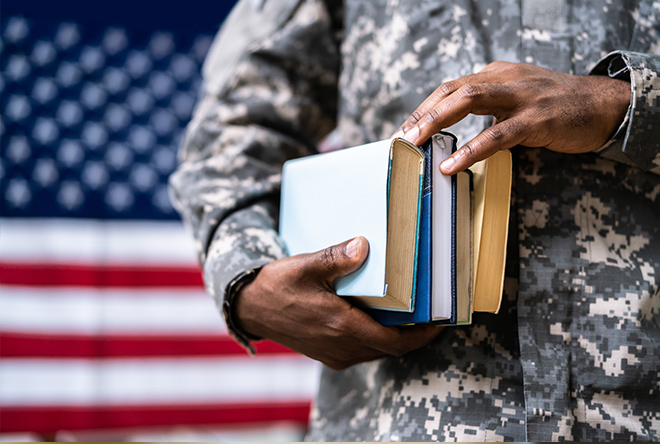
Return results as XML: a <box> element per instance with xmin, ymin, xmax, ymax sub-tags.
<box><xmin>170</xmin><ymin>0</ymin><xmax>660</xmax><ymax>440</ymax></box>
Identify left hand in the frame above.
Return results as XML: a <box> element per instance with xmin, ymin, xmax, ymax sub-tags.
<box><xmin>393</xmin><ymin>61</ymin><xmax>630</xmax><ymax>174</ymax></box>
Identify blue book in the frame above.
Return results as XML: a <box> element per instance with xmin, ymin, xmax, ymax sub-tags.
<box><xmin>279</xmin><ymin>138</ymin><xmax>424</xmax><ymax>312</ymax></box>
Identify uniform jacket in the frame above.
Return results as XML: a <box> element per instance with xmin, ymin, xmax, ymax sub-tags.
<box><xmin>169</xmin><ymin>0</ymin><xmax>660</xmax><ymax>440</ymax></box>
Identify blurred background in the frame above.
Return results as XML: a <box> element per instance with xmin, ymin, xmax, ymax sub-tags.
<box><xmin>0</xmin><ymin>0</ymin><xmax>321</xmax><ymax>440</ymax></box>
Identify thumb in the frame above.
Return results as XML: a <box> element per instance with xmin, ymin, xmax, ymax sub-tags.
<box><xmin>306</xmin><ymin>236</ymin><xmax>369</xmax><ymax>284</ymax></box>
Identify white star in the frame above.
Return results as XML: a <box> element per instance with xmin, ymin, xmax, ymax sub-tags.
<box><xmin>80</xmin><ymin>83</ymin><xmax>108</xmax><ymax>109</ymax></box>
<box><xmin>129</xmin><ymin>164</ymin><xmax>158</xmax><ymax>192</ymax></box>
<box><xmin>57</xmin><ymin>181</ymin><xmax>84</xmax><ymax>210</ymax></box>
<box><xmin>4</xmin><ymin>17</ymin><xmax>29</xmax><ymax>43</ymax></box>
<box><xmin>104</xmin><ymin>104</ymin><xmax>130</xmax><ymax>132</ymax></box>
<box><xmin>105</xmin><ymin>143</ymin><xmax>133</xmax><ymax>171</ymax></box>
<box><xmin>126</xmin><ymin>87</ymin><xmax>154</xmax><ymax>115</ymax></box>
<box><xmin>81</xmin><ymin>161</ymin><xmax>109</xmax><ymax>190</ymax></box>
<box><xmin>32</xmin><ymin>77</ymin><xmax>58</xmax><ymax>104</ymax></box>
<box><xmin>151</xmin><ymin>146</ymin><xmax>176</xmax><ymax>174</ymax></box>
<box><xmin>5</xmin><ymin>178</ymin><xmax>32</xmax><ymax>208</ymax></box>
<box><xmin>57</xmin><ymin>140</ymin><xmax>84</xmax><ymax>167</ymax></box>
<box><xmin>127</xmin><ymin>126</ymin><xmax>156</xmax><ymax>153</ymax></box>
<box><xmin>80</xmin><ymin>121</ymin><xmax>108</xmax><ymax>148</ymax></box>
<box><xmin>169</xmin><ymin>54</ymin><xmax>196</xmax><ymax>82</ymax></box>
<box><xmin>102</xmin><ymin>28</ymin><xmax>128</xmax><ymax>55</ymax></box>
<box><xmin>149</xmin><ymin>108</ymin><xmax>177</xmax><ymax>136</ymax></box>
<box><xmin>171</xmin><ymin>91</ymin><xmax>195</xmax><ymax>120</ymax></box>
<box><xmin>125</xmin><ymin>50</ymin><xmax>152</xmax><ymax>79</ymax></box>
<box><xmin>55</xmin><ymin>23</ymin><xmax>80</xmax><ymax>50</ymax></box>
<box><xmin>148</xmin><ymin>71</ymin><xmax>175</xmax><ymax>100</ymax></box>
<box><xmin>56</xmin><ymin>62</ymin><xmax>82</xmax><ymax>88</ymax></box>
<box><xmin>5</xmin><ymin>95</ymin><xmax>31</xmax><ymax>121</ymax></box>
<box><xmin>57</xmin><ymin>100</ymin><xmax>84</xmax><ymax>127</ymax></box>
<box><xmin>31</xmin><ymin>41</ymin><xmax>57</xmax><ymax>66</ymax></box>
<box><xmin>103</xmin><ymin>67</ymin><xmax>130</xmax><ymax>95</ymax></box>
<box><xmin>6</xmin><ymin>136</ymin><xmax>31</xmax><ymax>164</ymax></box>
<box><xmin>152</xmin><ymin>184</ymin><xmax>173</xmax><ymax>213</ymax></box>
<box><xmin>32</xmin><ymin>117</ymin><xmax>60</xmax><ymax>145</ymax></box>
<box><xmin>192</xmin><ymin>35</ymin><xmax>213</xmax><ymax>63</ymax></box>
<box><xmin>32</xmin><ymin>157</ymin><xmax>59</xmax><ymax>187</ymax></box>
<box><xmin>5</xmin><ymin>55</ymin><xmax>31</xmax><ymax>81</ymax></box>
<box><xmin>105</xmin><ymin>182</ymin><xmax>134</xmax><ymax>212</ymax></box>
<box><xmin>79</xmin><ymin>46</ymin><xmax>105</xmax><ymax>73</ymax></box>
<box><xmin>149</xmin><ymin>32</ymin><xmax>175</xmax><ymax>60</ymax></box>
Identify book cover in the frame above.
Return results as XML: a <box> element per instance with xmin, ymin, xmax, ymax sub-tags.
<box><xmin>279</xmin><ymin>138</ymin><xmax>424</xmax><ymax>311</ymax></box>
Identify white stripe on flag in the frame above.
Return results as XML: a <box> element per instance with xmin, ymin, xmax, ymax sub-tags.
<box><xmin>0</xmin><ymin>218</ymin><xmax>199</xmax><ymax>265</ymax></box>
<box><xmin>0</xmin><ymin>286</ymin><xmax>225</xmax><ymax>334</ymax></box>
<box><xmin>0</xmin><ymin>356</ymin><xmax>321</xmax><ymax>406</ymax></box>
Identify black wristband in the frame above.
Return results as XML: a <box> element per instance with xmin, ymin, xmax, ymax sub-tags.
<box><xmin>223</xmin><ymin>266</ymin><xmax>264</xmax><ymax>354</ymax></box>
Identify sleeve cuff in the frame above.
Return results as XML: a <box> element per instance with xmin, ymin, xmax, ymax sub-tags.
<box><xmin>589</xmin><ymin>51</ymin><xmax>660</xmax><ymax>171</ymax></box>
<box><xmin>202</xmin><ymin>204</ymin><xmax>288</xmax><ymax>354</ymax></box>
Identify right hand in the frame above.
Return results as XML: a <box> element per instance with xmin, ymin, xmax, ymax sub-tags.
<box><xmin>234</xmin><ymin>236</ymin><xmax>442</xmax><ymax>370</ymax></box>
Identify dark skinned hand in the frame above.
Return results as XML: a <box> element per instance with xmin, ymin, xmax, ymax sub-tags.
<box><xmin>234</xmin><ymin>236</ymin><xmax>442</xmax><ymax>370</ymax></box>
<box><xmin>393</xmin><ymin>61</ymin><xmax>631</xmax><ymax>174</ymax></box>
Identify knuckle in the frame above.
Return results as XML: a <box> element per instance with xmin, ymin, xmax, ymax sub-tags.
<box><xmin>458</xmin><ymin>83</ymin><xmax>481</xmax><ymax>99</ymax></box>
<box><xmin>423</xmin><ymin>107</ymin><xmax>441</xmax><ymax>125</ymax></box>
<box><xmin>485</xmin><ymin>125</ymin><xmax>506</xmax><ymax>143</ymax></box>
<box><xmin>409</xmin><ymin>110</ymin><xmax>424</xmax><ymax>125</ymax></box>
<box><xmin>510</xmin><ymin>118</ymin><xmax>528</xmax><ymax>135</ymax></box>
<box><xmin>320</xmin><ymin>246</ymin><xmax>340</xmax><ymax>274</ymax></box>
<box><xmin>438</xmin><ymin>81</ymin><xmax>457</xmax><ymax>97</ymax></box>
<box><xmin>460</xmin><ymin>143</ymin><xmax>477</xmax><ymax>160</ymax></box>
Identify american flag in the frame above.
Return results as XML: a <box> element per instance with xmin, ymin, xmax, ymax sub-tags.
<box><xmin>0</xmin><ymin>6</ymin><xmax>319</xmax><ymax>439</ymax></box>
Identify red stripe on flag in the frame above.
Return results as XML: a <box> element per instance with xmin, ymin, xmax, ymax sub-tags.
<box><xmin>0</xmin><ymin>332</ymin><xmax>295</xmax><ymax>357</ymax></box>
<box><xmin>0</xmin><ymin>402</ymin><xmax>312</xmax><ymax>434</ymax></box>
<box><xmin>0</xmin><ymin>262</ymin><xmax>204</xmax><ymax>288</ymax></box>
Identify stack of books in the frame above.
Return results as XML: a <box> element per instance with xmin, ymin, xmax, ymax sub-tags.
<box><xmin>279</xmin><ymin>133</ymin><xmax>512</xmax><ymax>326</ymax></box>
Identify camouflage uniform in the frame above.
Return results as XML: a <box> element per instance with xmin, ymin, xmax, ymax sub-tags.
<box><xmin>169</xmin><ymin>0</ymin><xmax>660</xmax><ymax>441</ymax></box>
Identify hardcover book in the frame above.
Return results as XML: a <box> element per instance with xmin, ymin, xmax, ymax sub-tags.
<box><xmin>279</xmin><ymin>137</ymin><xmax>425</xmax><ymax>312</ymax></box>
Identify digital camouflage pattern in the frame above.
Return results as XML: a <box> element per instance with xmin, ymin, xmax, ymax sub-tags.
<box><xmin>169</xmin><ymin>0</ymin><xmax>660</xmax><ymax>440</ymax></box>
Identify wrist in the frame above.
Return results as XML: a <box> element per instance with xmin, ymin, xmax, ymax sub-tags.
<box><xmin>232</xmin><ymin>276</ymin><xmax>264</xmax><ymax>339</ymax></box>
<box><xmin>223</xmin><ymin>267</ymin><xmax>263</xmax><ymax>353</ymax></box>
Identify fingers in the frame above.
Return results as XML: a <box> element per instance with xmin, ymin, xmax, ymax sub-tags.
<box><xmin>392</xmin><ymin>76</ymin><xmax>477</xmax><ymax>139</ymax></box>
<box><xmin>418</xmin><ymin>83</ymin><xmax>514</xmax><ymax>147</ymax></box>
<box><xmin>323</xmin><ymin>325</ymin><xmax>444</xmax><ymax>370</ymax></box>
<box><xmin>395</xmin><ymin>82</ymin><xmax>517</xmax><ymax>149</ymax></box>
<box><xmin>303</xmin><ymin>236</ymin><xmax>370</xmax><ymax>284</ymax></box>
<box><xmin>392</xmin><ymin>67</ymin><xmax>511</xmax><ymax>142</ymax></box>
<box><xmin>440</xmin><ymin>118</ymin><xmax>525</xmax><ymax>174</ymax></box>
<box><xmin>345</xmin><ymin>308</ymin><xmax>444</xmax><ymax>357</ymax></box>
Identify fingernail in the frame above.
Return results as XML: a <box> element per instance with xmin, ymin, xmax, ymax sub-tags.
<box><xmin>403</xmin><ymin>126</ymin><xmax>419</xmax><ymax>145</ymax></box>
<box><xmin>345</xmin><ymin>238</ymin><xmax>360</xmax><ymax>259</ymax></box>
<box><xmin>392</xmin><ymin>130</ymin><xmax>404</xmax><ymax>139</ymax></box>
<box><xmin>440</xmin><ymin>156</ymin><xmax>455</xmax><ymax>173</ymax></box>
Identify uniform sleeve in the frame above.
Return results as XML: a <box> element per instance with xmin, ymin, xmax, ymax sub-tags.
<box><xmin>589</xmin><ymin>51</ymin><xmax>660</xmax><ymax>174</ymax></box>
<box><xmin>168</xmin><ymin>0</ymin><xmax>342</xmax><ymax>341</ymax></box>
